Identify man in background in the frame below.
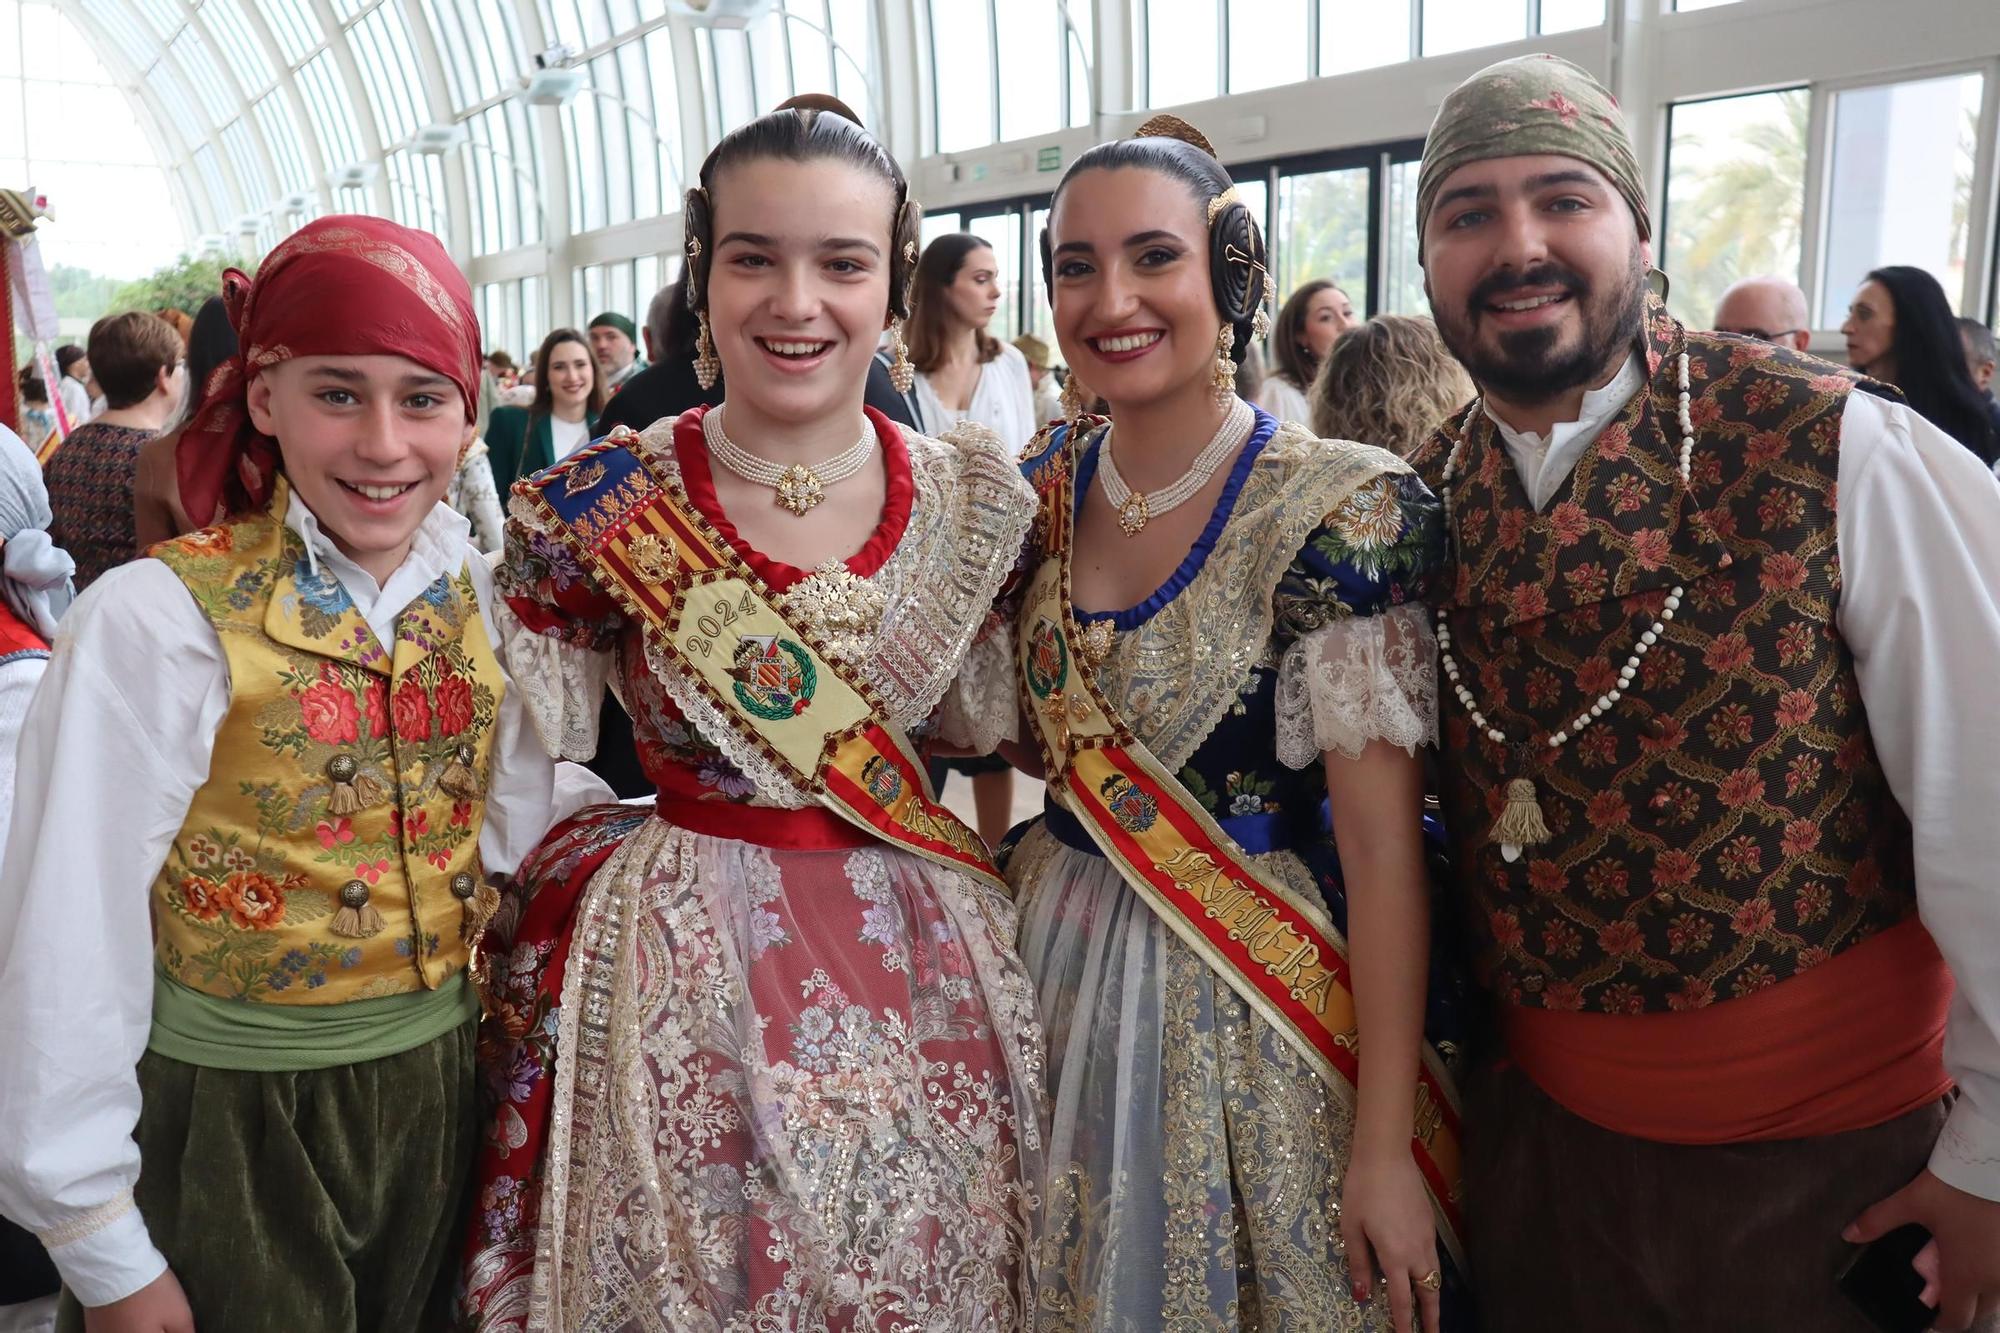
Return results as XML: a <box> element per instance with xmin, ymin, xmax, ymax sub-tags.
<box><xmin>1712</xmin><ymin>275</ymin><xmax>1812</xmax><ymax>351</ymax></box>
<box><xmin>1013</xmin><ymin>333</ymin><xmax>1065</xmax><ymax>424</ymax></box>
<box><xmin>588</xmin><ymin>311</ymin><xmax>647</xmax><ymax>391</ymax></box>
<box><xmin>1957</xmin><ymin>318</ymin><xmax>2000</xmax><ymax>458</ymax></box>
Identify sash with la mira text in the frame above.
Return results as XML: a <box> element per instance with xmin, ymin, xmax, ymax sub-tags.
<box><xmin>1019</xmin><ymin>428</ymin><xmax>1465</xmax><ymax>1265</ymax></box>
<box><xmin>519</xmin><ymin>430</ymin><xmax>1007</xmax><ymax>895</ymax></box>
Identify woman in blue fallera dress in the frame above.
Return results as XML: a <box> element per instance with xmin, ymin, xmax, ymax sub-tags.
<box><xmin>995</xmin><ymin>116</ymin><xmax>1470</xmax><ymax>1333</ymax></box>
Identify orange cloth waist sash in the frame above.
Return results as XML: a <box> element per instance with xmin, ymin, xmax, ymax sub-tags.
<box><xmin>1503</xmin><ymin>917</ymin><xmax>1953</xmax><ymax>1144</ymax></box>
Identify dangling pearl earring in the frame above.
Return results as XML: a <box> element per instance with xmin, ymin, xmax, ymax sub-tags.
<box><xmin>1211</xmin><ymin>324</ymin><xmax>1236</xmax><ymax>408</ymax></box>
<box><xmin>693</xmin><ymin>312</ymin><xmax>720</xmax><ymax>391</ymax></box>
<box><xmin>886</xmin><ymin>318</ymin><xmax>915</xmax><ymax>394</ymax></box>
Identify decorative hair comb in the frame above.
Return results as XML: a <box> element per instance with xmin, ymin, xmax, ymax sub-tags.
<box><xmin>775</xmin><ymin>92</ymin><xmax>863</xmax><ymax>125</ymax></box>
<box><xmin>1134</xmin><ymin>113</ymin><xmax>1217</xmax><ymax>157</ymax></box>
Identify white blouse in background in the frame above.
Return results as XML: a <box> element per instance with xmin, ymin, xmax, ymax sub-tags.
<box><xmin>1254</xmin><ymin>374</ymin><xmax>1312</xmax><ymax>428</ymax></box>
<box><xmin>911</xmin><ymin>341</ymin><xmax>1038</xmax><ymax>454</ymax></box>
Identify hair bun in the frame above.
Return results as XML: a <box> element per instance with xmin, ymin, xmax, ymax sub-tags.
<box><xmin>775</xmin><ymin>93</ymin><xmax>864</xmax><ymax>126</ymax></box>
<box><xmin>1134</xmin><ymin>114</ymin><xmax>1218</xmax><ymax>159</ymax></box>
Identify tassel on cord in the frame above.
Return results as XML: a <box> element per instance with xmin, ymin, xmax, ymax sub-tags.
<box><xmin>1491</xmin><ymin>778</ymin><xmax>1552</xmax><ymax>863</ymax></box>
<box><xmin>325</xmin><ymin>755</ymin><xmax>387</xmax><ymax>815</ymax></box>
<box><xmin>331</xmin><ymin>880</ymin><xmax>386</xmax><ymax>938</ymax></box>
<box><xmin>438</xmin><ymin>744</ymin><xmax>482</xmax><ymax>801</ymax></box>
<box><xmin>462</xmin><ymin>880</ymin><xmax>501</xmax><ymax>944</ymax></box>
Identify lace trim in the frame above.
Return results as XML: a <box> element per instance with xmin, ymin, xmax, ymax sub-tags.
<box><xmin>492</xmin><ymin>596</ymin><xmax>612</xmax><ymax>762</ymax></box>
<box><xmin>1079</xmin><ymin>424</ymin><xmax>1413</xmax><ymax>773</ymax></box>
<box><xmin>37</xmin><ymin>1189</ymin><xmax>135</xmax><ymax>1250</ymax></box>
<box><xmin>932</xmin><ymin>618</ymin><xmax>1019</xmax><ymax>753</ymax></box>
<box><xmin>1274</xmin><ymin>603</ymin><xmax>1438</xmax><ymax>768</ymax></box>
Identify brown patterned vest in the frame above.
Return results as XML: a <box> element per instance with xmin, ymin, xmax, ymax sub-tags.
<box><xmin>1411</xmin><ymin>295</ymin><xmax>1916</xmax><ymax>1014</ymax></box>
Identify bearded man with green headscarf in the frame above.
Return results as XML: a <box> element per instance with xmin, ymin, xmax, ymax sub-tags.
<box><xmin>1408</xmin><ymin>53</ymin><xmax>2000</xmax><ymax>1331</ymax></box>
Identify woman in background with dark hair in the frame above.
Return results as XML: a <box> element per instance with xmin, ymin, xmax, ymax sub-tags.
<box><xmin>1010</xmin><ymin>116</ymin><xmax>1465</xmax><ymax>1330</ymax></box>
<box><xmin>904</xmin><ymin>232</ymin><xmax>1036</xmax><ymax>450</ymax></box>
<box><xmin>134</xmin><ymin>294</ymin><xmax>239</xmax><ymax>546</ymax></box>
<box><xmin>483</xmin><ymin>327</ymin><xmax>606</xmax><ymax>492</ymax></box>
<box><xmin>1843</xmin><ymin>265</ymin><xmax>2000</xmax><ymax>464</ymax></box>
<box><xmin>1258</xmin><ymin>276</ymin><xmax>1357</xmax><ymax>425</ymax></box>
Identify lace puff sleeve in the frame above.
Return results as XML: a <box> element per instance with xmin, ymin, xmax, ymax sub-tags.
<box><xmin>492</xmin><ymin>493</ymin><xmax>623</xmax><ymax>761</ymax></box>
<box><xmin>1272</xmin><ymin>468</ymin><xmax>1444</xmax><ymax>769</ymax></box>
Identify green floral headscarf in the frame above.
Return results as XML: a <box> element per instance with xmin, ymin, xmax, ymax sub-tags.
<box><xmin>1416</xmin><ymin>54</ymin><xmax>1648</xmax><ymax>260</ymax></box>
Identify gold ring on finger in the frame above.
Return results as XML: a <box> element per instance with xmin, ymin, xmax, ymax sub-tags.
<box><xmin>1417</xmin><ymin>1269</ymin><xmax>1443</xmax><ymax>1292</ymax></box>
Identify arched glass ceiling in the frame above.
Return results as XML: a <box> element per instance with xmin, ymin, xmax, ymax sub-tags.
<box><xmin>17</xmin><ymin>0</ymin><xmax>2000</xmax><ymax>345</ymax></box>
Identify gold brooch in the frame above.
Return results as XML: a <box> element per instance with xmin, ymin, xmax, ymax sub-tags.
<box><xmin>782</xmin><ymin>560</ymin><xmax>886</xmax><ymax>662</ymax></box>
<box><xmin>1077</xmin><ymin>618</ymin><xmax>1115</xmax><ymax>665</ymax></box>
<box><xmin>627</xmin><ymin>533</ymin><xmax>678</xmax><ymax>585</ymax></box>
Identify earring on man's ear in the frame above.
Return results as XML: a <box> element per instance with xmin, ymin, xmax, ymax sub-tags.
<box><xmin>887</xmin><ymin>317</ymin><xmax>915</xmax><ymax>394</ymax></box>
<box><xmin>1212</xmin><ymin>324</ymin><xmax>1237</xmax><ymax>408</ymax></box>
<box><xmin>693</xmin><ymin>311</ymin><xmax>720</xmax><ymax>391</ymax></box>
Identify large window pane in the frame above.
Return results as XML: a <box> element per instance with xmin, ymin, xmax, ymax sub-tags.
<box><xmin>171</xmin><ymin>30</ymin><xmax>235</xmax><ymax>123</ymax></box>
<box><xmin>785</xmin><ymin>0</ymin><xmax>832</xmax><ymax>101</ymax></box>
<box><xmin>1228</xmin><ymin>0</ymin><xmax>1306</xmax><ymax>94</ymax></box>
<box><xmin>996</xmin><ymin>0</ymin><xmax>1060</xmax><ymax>143</ymax></box>
<box><xmin>747</xmin><ymin>9</ymin><xmax>795</xmax><ymax>107</ymax></box>
<box><xmin>704</xmin><ymin>31</ymin><xmax>756</xmax><ymax>136</ymax></box>
<box><xmin>1538</xmin><ymin>0</ymin><xmax>1604</xmax><ymax>33</ymax></box>
<box><xmin>1664</xmin><ymin>88</ymin><xmax>1808</xmax><ymax>330</ymax></box>
<box><xmin>964</xmin><ymin>210</ymin><xmax>1022</xmax><ymax>342</ymax></box>
<box><xmin>349</xmin><ymin>2</ymin><xmax>426</xmax><ymax>146</ymax></box>
<box><xmin>260</xmin><ymin>0</ymin><xmax>322</xmax><ymax>65</ymax></box>
<box><xmin>1276</xmin><ymin>166</ymin><xmax>1370</xmax><ymax>315</ymax></box>
<box><xmin>298</xmin><ymin>49</ymin><xmax>364</xmax><ymax>168</ymax></box>
<box><xmin>930</xmin><ymin>0</ymin><xmax>994</xmax><ymax>151</ymax></box>
<box><xmin>1382</xmin><ymin>157</ymin><xmax>1424</xmax><ymax>315</ymax></box>
<box><xmin>1318</xmin><ymin>0</ymin><xmax>1408</xmax><ymax>75</ymax></box>
<box><xmin>202</xmin><ymin>0</ymin><xmax>274</xmax><ymax>92</ymax></box>
<box><xmin>1421</xmin><ymin>0</ymin><xmax>1523</xmax><ymax>58</ymax></box>
<box><xmin>1146</xmin><ymin>0</ymin><xmax>1215</xmax><ymax>108</ymax></box>
<box><xmin>1822</xmin><ymin>72</ymin><xmax>1985</xmax><ymax>319</ymax></box>
<box><xmin>221</xmin><ymin>117</ymin><xmax>271</xmax><ymax>207</ymax></box>
<box><xmin>920</xmin><ymin>209</ymin><xmax>961</xmax><ymax>248</ymax></box>
<box><xmin>1027</xmin><ymin>204</ymin><xmax>1054</xmax><ymax>348</ymax></box>
<box><xmin>1065</xmin><ymin>0</ymin><xmax>1091</xmax><ymax>128</ymax></box>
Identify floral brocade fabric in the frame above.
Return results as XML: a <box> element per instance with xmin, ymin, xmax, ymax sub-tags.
<box><xmin>147</xmin><ymin>484</ymin><xmax>501</xmax><ymax>1003</ymax></box>
<box><xmin>1409</xmin><ymin>295</ymin><xmax>1917</xmax><ymax>1014</ymax></box>
<box><xmin>460</xmin><ymin>409</ymin><xmax>1045</xmax><ymax>1332</ymax></box>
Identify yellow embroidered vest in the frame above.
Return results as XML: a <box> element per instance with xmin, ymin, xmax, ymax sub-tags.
<box><xmin>149</xmin><ymin>485</ymin><xmax>505</xmax><ymax>1004</ymax></box>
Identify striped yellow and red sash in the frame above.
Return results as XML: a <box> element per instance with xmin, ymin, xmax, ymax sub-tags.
<box><xmin>520</xmin><ymin>432</ymin><xmax>1006</xmax><ymax>894</ymax></box>
<box><xmin>1020</xmin><ymin>432</ymin><xmax>1465</xmax><ymax>1263</ymax></box>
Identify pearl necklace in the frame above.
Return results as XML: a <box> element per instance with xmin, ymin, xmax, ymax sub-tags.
<box><xmin>703</xmin><ymin>407</ymin><xmax>875</xmax><ymax>516</ymax></box>
<box><xmin>1436</xmin><ymin>351</ymin><xmax>1696</xmax><ymax>862</ymax></box>
<box><xmin>1098</xmin><ymin>397</ymin><xmax>1255</xmax><ymax>536</ymax></box>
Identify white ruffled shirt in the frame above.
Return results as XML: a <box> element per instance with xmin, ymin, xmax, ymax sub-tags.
<box><xmin>0</xmin><ymin>494</ymin><xmax>612</xmax><ymax>1307</ymax></box>
<box><xmin>1488</xmin><ymin>361</ymin><xmax>2000</xmax><ymax>1203</ymax></box>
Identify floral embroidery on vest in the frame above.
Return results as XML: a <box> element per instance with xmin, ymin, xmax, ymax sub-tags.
<box><xmin>151</xmin><ymin>486</ymin><xmax>505</xmax><ymax>1004</ymax></box>
<box><xmin>1412</xmin><ymin>296</ymin><xmax>1915</xmax><ymax>1013</ymax></box>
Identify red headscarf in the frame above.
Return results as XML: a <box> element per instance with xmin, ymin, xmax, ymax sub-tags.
<box><xmin>177</xmin><ymin>215</ymin><xmax>482</xmax><ymax>526</ymax></box>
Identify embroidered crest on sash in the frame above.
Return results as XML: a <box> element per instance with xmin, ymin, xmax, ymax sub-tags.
<box><xmin>729</xmin><ymin>634</ymin><xmax>817</xmax><ymax>719</ymax></box>
<box><xmin>1026</xmin><ymin>616</ymin><xmax>1068</xmax><ymax>700</ymax></box>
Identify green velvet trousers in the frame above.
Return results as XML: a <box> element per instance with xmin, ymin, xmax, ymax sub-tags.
<box><xmin>59</xmin><ymin>1020</ymin><xmax>476</xmax><ymax>1333</ymax></box>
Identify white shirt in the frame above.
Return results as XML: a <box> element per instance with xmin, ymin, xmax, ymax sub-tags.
<box><xmin>1032</xmin><ymin>375</ymin><xmax>1064</xmax><ymax>430</ymax></box>
<box><xmin>912</xmin><ymin>342</ymin><xmax>1038</xmax><ymax>454</ymax></box>
<box><xmin>550</xmin><ymin>413</ymin><xmax>591</xmax><ymax>462</ymax></box>
<box><xmin>0</xmin><ymin>494</ymin><xmax>612</xmax><ymax>1307</ymax></box>
<box><xmin>1491</xmin><ymin>365</ymin><xmax>2000</xmax><ymax>1202</ymax></box>
<box><xmin>1254</xmin><ymin>375</ymin><xmax>1312</xmax><ymax>428</ymax></box>
<box><xmin>56</xmin><ymin>376</ymin><xmax>91</xmax><ymax>430</ymax></box>
<box><xmin>1486</xmin><ymin>352</ymin><xmax>1647</xmax><ymax>511</ymax></box>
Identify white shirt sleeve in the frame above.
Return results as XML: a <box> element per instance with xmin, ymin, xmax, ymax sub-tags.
<box><xmin>464</xmin><ymin>553</ymin><xmax>616</xmax><ymax>876</ymax></box>
<box><xmin>0</xmin><ymin>561</ymin><xmax>227</xmax><ymax>1306</ymax></box>
<box><xmin>0</xmin><ymin>656</ymin><xmax>47</xmax><ymax>856</ymax></box>
<box><xmin>1835</xmin><ymin>389</ymin><xmax>2000</xmax><ymax>1201</ymax></box>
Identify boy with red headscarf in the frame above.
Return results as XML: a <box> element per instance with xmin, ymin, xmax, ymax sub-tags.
<box><xmin>0</xmin><ymin>217</ymin><xmax>608</xmax><ymax>1332</ymax></box>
